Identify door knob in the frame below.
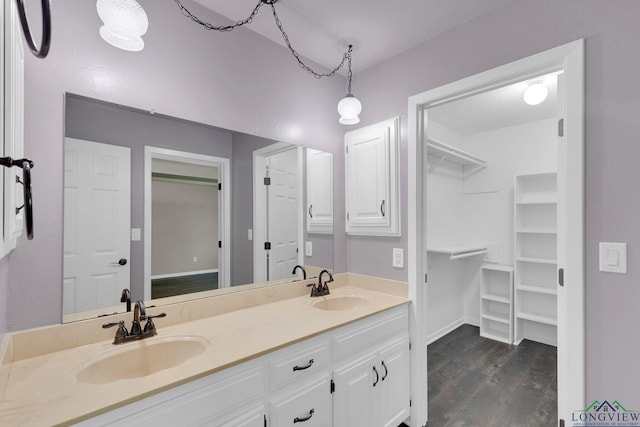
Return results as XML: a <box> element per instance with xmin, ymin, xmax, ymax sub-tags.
<box><xmin>112</xmin><ymin>258</ymin><xmax>127</xmax><ymax>266</ymax></box>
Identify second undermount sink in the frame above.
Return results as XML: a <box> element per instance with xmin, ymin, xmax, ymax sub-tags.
<box><xmin>75</xmin><ymin>336</ymin><xmax>209</xmax><ymax>385</ymax></box>
<box><xmin>312</xmin><ymin>295</ymin><xmax>370</xmax><ymax>311</ymax></box>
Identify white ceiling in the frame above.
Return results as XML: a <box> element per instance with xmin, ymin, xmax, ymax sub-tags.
<box><xmin>428</xmin><ymin>75</ymin><xmax>559</xmax><ymax>135</ymax></box>
<box><xmin>193</xmin><ymin>0</ymin><xmax>514</xmax><ymax>74</ymax></box>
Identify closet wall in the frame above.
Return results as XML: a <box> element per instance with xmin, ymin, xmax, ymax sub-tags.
<box><xmin>426</xmin><ymin>117</ymin><xmax>557</xmax><ymax>343</ymax></box>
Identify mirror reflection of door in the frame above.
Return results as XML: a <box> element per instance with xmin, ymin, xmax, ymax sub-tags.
<box><xmin>150</xmin><ymin>159</ymin><xmax>220</xmax><ymax>299</ymax></box>
<box><xmin>266</xmin><ymin>148</ymin><xmax>300</xmax><ymax>280</ymax></box>
<box><xmin>63</xmin><ymin>138</ymin><xmax>131</xmax><ymax>315</ymax></box>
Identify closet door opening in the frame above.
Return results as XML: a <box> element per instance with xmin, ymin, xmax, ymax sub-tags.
<box><xmin>407</xmin><ymin>40</ymin><xmax>584</xmax><ymax>426</ymax></box>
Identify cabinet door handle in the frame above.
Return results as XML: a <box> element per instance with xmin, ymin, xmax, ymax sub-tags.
<box><xmin>308</xmin><ymin>204</ymin><xmax>313</xmax><ymax>218</ymax></box>
<box><xmin>292</xmin><ymin>358</ymin><xmax>314</xmax><ymax>372</ymax></box>
<box><xmin>380</xmin><ymin>200</ymin><xmax>386</xmax><ymax>217</ymax></box>
<box><xmin>293</xmin><ymin>408</ymin><xmax>314</xmax><ymax>423</ymax></box>
<box><xmin>381</xmin><ymin>361</ymin><xmax>388</xmax><ymax>381</ymax></box>
<box><xmin>373</xmin><ymin>366</ymin><xmax>380</xmax><ymax>387</ymax></box>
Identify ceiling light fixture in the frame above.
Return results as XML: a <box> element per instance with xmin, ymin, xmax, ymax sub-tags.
<box><xmin>96</xmin><ymin>0</ymin><xmax>149</xmax><ymax>52</ymax></box>
<box><xmin>523</xmin><ymin>79</ymin><xmax>548</xmax><ymax>106</ymax></box>
<box><xmin>173</xmin><ymin>0</ymin><xmax>360</xmax><ymax>125</ymax></box>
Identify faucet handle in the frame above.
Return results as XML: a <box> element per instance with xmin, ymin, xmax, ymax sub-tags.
<box><xmin>143</xmin><ymin>312</ymin><xmax>167</xmax><ymax>335</ymax></box>
<box><xmin>103</xmin><ymin>320</ymin><xmax>128</xmax><ymax>343</ymax></box>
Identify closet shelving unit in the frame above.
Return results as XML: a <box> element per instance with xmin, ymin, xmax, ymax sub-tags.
<box><xmin>480</xmin><ymin>264</ymin><xmax>514</xmax><ymax>344</ymax></box>
<box><xmin>427</xmin><ymin>244</ymin><xmax>489</xmax><ymax>261</ymax></box>
<box><xmin>513</xmin><ymin>172</ymin><xmax>558</xmax><ymax>346</ymax></box>
<box><xmin>427</xmin><ymin>139</ymin><xmax>487</xmax><ymax>177</ymax></box>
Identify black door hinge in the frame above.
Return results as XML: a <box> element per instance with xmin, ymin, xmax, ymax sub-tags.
<box><xmin>218</xmin><ymin>241</ymin><xmax>222</xmax><ymax>248</ymax></box>
<box><xmin>559</xmin><ymin>420</ymin><xmax>565</xmax><ymax>427</ymax></box>
<box><xmin>425</xmin><ymin>274</ymin><xmax>428</xmax><ymax>283</ymax></box>
<box><xmin>410</xmin><ymin>399</ymin><xmax>412</xmax><ymax>407</ymax></box>
<box><xmin>330</xmin><ymin>379</ymin><xmax>335</xmax><ymax>394</ymax></box>
<box><xmin>218</xmin><ymin>182</ymin><xmax>222</xmax><ymax>191</ymax></box>
<box><xmin>264</xmin><ymin>414</ymin><xmax>267</xmax><ymax>427</ymax></box>
<box><xmin>558</xmin><ymin>118</ymin><xmax>564</xmax><ymax>137</ymax></box>
<box><xmin>264</xmin><ymin>177</ymin><xmax>271</xmax><ymax>186</ymax></box>
<box><xmin>264</xmin><ymin>242</ymin><xmax>271</xmax><ymax>250</ymax></box>
<box><xmin>409</xmin><ymin>342</ymin><xmax>412</xmax><ymax>350</ymax></box>
<box><xmin>559</xmin><ymin>268</ymin><xmax>564</xmax><ymax>287</ymax></box>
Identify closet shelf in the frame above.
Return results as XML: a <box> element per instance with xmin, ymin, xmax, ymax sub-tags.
<box><xmin>516</xmin><ymin>312</ymin><xmax>557</xmax><ymax>326</ymax></box>
<box><xmin>481</xmin><ymin>314</ymin><xmax>510</xmax><ymax>325</ymax></box>
<box><xmin>516</xmin><ymin>284</ymin><xmax>557</xmax><ymax>295</ymax></box>
<box><xmin>427</xmin><ymin>139</ymin><xmax>487</xmax><ymax>176</ymax></box>
<box><xmin>516</xmin><ymin>256</ymin><xmax>557</xmax><ymax>265</ymax></box>
<box><xmin>427</xmin><ymin>244</ymin><xmax>488</xmax><ymax>260</ymax></box>
<box><xmin>481</xmin><ymin>294</ymin><xmax>510</xmax><ymax>304</ymax></box>
<box><xmin>516</xmin><ymin>228</ymin><xmax>557</xmax><ymax>235</ymax></box>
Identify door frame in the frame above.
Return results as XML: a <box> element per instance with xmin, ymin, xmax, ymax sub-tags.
<box><xmin>144</xmin><ymin>146</ymin><xmax>231</xmax><ymax>299</ymax></box>
<box><xmin>253</xmin><ymin>143</ymin><xmax>304</xmax><ymax>282</ymax></box>
<box><xmin>407</xmin><ymin>39</ymin><xmax>584</xmax><ymax>426</ymax></box>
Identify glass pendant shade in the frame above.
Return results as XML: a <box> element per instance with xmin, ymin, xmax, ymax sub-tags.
<box><xmin>338</xmin><ymin>94</ymin><xmax>362</xmax><ymax>125</ymax></box>
<box><xmin>523</xmin><ymin>80</ymin><xmax>548</xmax><ymax>106</ymax></box>
<box><xmin>97</xmin><ymin>0</ymin><xmax>149</xmax><ymax>52</ymax></box>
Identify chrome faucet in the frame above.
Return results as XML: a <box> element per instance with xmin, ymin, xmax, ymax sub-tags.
<box><xmin>307</xmin><ymin>269</ymin><xmax>333</xmax><ymax>297</ymax></box>
<box><xmin>102</xmin><ymin>300</ymin><xmax>166</xmax><ymax>345</ymax></box>
<box><xmin>292</xmin><ymin>264</ymin><xmax>307</xmax><ymax>280</ymax></box>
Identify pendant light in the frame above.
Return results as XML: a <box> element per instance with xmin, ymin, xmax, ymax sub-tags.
<box><xmin>337</xmin><ymin>45</ymin><xmax>362</xmax><ymax>125</ymax></box>
<box><xmin>523</xmin><ymin>79</ymin><xmax>548</xmax><ymax>106</ymax></box>
<box><xmin>97</xmin><ymin>0</ymin><xmax>149</xmax><ymax>52</ymax></box>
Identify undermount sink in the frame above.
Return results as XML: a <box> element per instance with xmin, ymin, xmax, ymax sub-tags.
<box><xmin>311</xmin><ymin>295</ymin><xmax>370</xmax><ymax>311</ymax></box>
<box><xmin>75</xmin><ymin>336</ymin><xmax>209</xmax><ymax>385</ymax></box>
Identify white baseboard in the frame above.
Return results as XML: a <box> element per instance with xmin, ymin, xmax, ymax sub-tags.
<box><xmin>151</xmin><ymin>269</ymin><xmax>218</xmax><ymax>280</ymax></box>
<box><xmin>427</xmin><ymin>317</ymin><xmax>482</xmax><ymax>345</ymax></box>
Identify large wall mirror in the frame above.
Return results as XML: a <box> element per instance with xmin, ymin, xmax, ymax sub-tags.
<box><xmin>63</xmin><ymin>94</ymin><xmax>334</xmax><ymax>322</ymax></box>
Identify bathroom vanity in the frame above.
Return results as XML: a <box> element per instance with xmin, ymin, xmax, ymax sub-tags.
<box><xmin>0</xmin><ymin>274</ymin><xmax>410</xmax><ymax>426</ymax></box>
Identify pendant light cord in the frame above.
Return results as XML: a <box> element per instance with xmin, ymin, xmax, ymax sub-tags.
<box><xmin>173</xmin><ymin>0</ymin><xmax>352</xmax><ymax>79</ymax></box>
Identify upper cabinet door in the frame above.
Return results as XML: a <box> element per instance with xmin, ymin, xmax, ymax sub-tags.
<box><xmin>345</xmin><ymin>117</ymin><xmax>400</xmax><ymax>236</ymax></box>
<box><xmin>306</xmin><ymin>148</ymin><xmax>333</xmax><ymax>234</ymax></box>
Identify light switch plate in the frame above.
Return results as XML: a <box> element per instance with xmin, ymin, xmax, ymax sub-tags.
<box><xmin>599</xmin><ymin>242</ymin><xmax>627</xmax><ymax>273</ymax></box>
<box><xmin>131</xmin><ymin>228</ymin><xmax>141</xmax><ymax>241</ymax></box>
<box><xmin>393</xmin><ymin>248</ymin><xmax>404</xmax><ymax>268</ymax></box>
<box><xmin>305</xmin><ymin>241</ymin><xmax>313</xmax><ymax>256</ymax></box>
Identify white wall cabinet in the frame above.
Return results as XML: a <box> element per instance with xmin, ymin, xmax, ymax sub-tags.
<box><xmin>345</xmin><ymin>117</ymin><xmax>400</xmax><ymax>236</ymax></box>
<box><xmin>479</xmin><ymin>265</ymin><xmax>514</xmax><ymax>344</ymax></box>
<box><xmin>1</xmin><ymin>0</ymin><xmax>25</xmax><ymax>258</ymax></box>
<box><xmin>514</xmin><ymin>172</ymin><xmax>558</xmax><ymax>346</ymax></box>
<box><xmin>73</xmin><ymin>305</ymin><xmax>410</xmax><ymax>427</ymax></box>
<box><xmin>306</xmin><ymin>148</ymin><xmax>333</xmax><ymax>234</ymax></box>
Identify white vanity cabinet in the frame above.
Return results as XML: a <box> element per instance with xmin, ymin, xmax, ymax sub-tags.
<box><xmin>73</xmin><ymin>305</ymin><xmax>409</xmax><ymax>427</ymax></box>
<box><xmin>1</xmin><ymin>0</ymin><xmax>25</xmax><ymax>258</ymax></box>
<box><xmin>332</xmin><ymin>309</ymin><xmax>410</xmax><ymax>427</ymax></box>
<box><xmin>344</xmin><ymin>117</ymin><xmax>400</xmax><ymax>236</ymax></box>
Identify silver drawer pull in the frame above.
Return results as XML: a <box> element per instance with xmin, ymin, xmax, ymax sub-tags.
<box><xmin>292</xmin><ymin>358</ymin><xmax>314</xmax><ymax>372</ymax></box>
<box><xmin>293</xmin><ymin>409</ymin><xmax>314</xmax><ymax>423</ymax></box>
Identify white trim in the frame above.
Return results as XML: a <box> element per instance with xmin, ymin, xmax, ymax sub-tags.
<box><xmin>150</xmin><ymin>269</ymin><xmax>219</xmax><ymax>280</ymax></box>
<box><xmin>252</xmin><ymin>143</ymin><xmax>303</xmax><ymax>282</ymax></box>
<box><xmin>144</xmin><ymin>147</ymin><xmax>231</xmax><ymax>300</ymax></box>
<box><xmin>408</xmin><ymin>39</ymin><xmax>585</xmax><ymax>425</ymax></box>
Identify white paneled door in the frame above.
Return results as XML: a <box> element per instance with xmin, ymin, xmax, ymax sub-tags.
<box><xmin>63</xmin><ymin>138</ymin><xmax>131</xmax><ymax>314</ymax></box>
<box><xmin>267</xmin><ymin>148</ymin><xmax>299</xmax><ymax>280</ymax></box>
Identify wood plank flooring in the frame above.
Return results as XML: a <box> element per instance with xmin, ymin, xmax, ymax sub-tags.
<box><xmin>402</xmin><ymin>324</ymin><xmax>557</xmax><ymax>427</ymax></box>
<box><xmin>151</xmin><ymin>272</ymin><xmax>218</xmax><ymax>299</ymax></box>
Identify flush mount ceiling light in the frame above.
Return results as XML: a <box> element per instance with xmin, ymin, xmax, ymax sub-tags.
<box><xmin>97</xmin><ymin>0</ymin><xmax>149</xmax><ymax>52</ymax></box>
<box><xmin>173</xmin><ymin>0</ymin><xmax>360</xmax><ymax>125</ymax></box>
<box><xmin>523</xmin><ymin>79</ymin><xmax>548</xmax><ymax>106</ymax></box>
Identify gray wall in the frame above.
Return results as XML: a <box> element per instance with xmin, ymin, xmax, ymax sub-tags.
<box><xmin>348</xmin><ymin>0</ymin><xmax>640</xmax><ymax>407</ymax></box>
<box><xmin>65</xmin><ymin>95</ymin><xmax>232</xmax><ymax>301</ymax></box>
<box><xmin>5</xmin><ymin>0</ymin><xmax>345</xmax><ymax>330</ymax></box>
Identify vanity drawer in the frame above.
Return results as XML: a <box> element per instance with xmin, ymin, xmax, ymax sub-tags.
<box><xmin>332</xmin><ymin>305</ymin><xmax>408</xmax><ymax>361</ymax></box>
<box><xmin>269</xmin><ymin>340</ymin><xmax>330</xmax><ymax>390</ymax></box>
<box><xmin>269</xmin><ymin>373</ymin><xmax>332</xmax><ymax>427</ymax></box>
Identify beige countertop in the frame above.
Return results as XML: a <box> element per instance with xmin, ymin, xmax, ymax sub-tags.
<box><xmin>0</xmin><ymin>275</ymin><xmax>409</xmax><ymax>426</ymax></box>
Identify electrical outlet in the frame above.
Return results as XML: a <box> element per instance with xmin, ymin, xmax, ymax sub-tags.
<box><xmin>393</xmin><ymin>248</ymin><xmax>404</xmax><ymax>268</ymax></box>
<box><xmin>248</xmin><ymin>229</ymin><xmax>253</xmax><ymax>241</ymax></box>
<box><xmin>193</xmin><ymin>256</ymin><xmax>198</xmax><ymax>263</ymax></box>
<box><xmin>131</xmin><ymin>228</ymin><xmax>141</xmax><ymax>241</ymax></box>
<box><xmin>305</xmin><ymin>241</ymin><xmax>313</xmax><ymax>256</ymax></box>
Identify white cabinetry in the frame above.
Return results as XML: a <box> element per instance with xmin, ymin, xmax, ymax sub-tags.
<box><xmin>332</xmin><ymin>309</ymin><xmax>410</xmax><ymax>427</ymax></box>
<box><xmin>514</xmin><ymin>172</ymin><xmax>558</xmax><ymax>346</ymax></box>
<box><xmin>479</xmin><ymin>265</ymin><xmax>513</xmax><ymax>344</ymax></box>
<box><xmin>74</xmin><ymin>305</ymin><xmax>410</xmax><ymax>427</ymax></box>
<box><xmin>1</xmin><ymin>0</ymin><xmax>25</xmax><ymax>258</ymax></box>
<box><xmin>345</xmin><ymin>117</ymin><xmax>400</xmax><ymax>236</ymax></box>
<box><xmin>306</xmin><ymin>148</ymin><xmax>333</xmax><ymax>234</ymax></box>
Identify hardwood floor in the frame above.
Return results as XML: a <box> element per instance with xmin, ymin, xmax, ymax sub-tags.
<box><xmin>151</xmin><ymin>272</ymin><xmax>218</xmax><ymax>299</ymax></box>
<box><xmin>401</xmin><ymin>324</ymin><xmax>557</xmax><ymax>427</ymax></box>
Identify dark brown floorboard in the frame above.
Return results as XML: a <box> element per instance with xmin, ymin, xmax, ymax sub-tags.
<box><xmin>400</xmin><ymin>324</ymin><xmax>557</xmax><ymax>427</ymax></box>
<box><xmin>151</xmin><ymin>272</ymin><xmax>218</xmax><ymax>299</ymax></box>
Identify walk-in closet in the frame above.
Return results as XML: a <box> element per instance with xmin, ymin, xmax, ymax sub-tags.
<box><xmin>424</xmin><ymin>73</ymin><xmax>562</xmax><ymax>423</ymax></box>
